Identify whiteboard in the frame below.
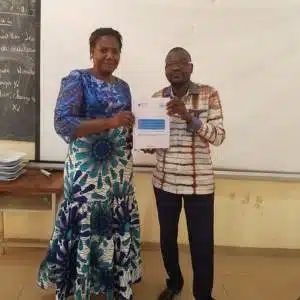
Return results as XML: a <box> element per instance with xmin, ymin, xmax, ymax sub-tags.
<box><xmin>40</xmin><ymin>0</ymin><xmax>300</xmax><ymax>172</ymax></box>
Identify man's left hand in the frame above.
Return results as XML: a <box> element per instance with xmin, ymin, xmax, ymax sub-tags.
<box><xmin>166</xmin><ymin>99</ymin><xmax>192</xmax><ymax>122</ymax></box>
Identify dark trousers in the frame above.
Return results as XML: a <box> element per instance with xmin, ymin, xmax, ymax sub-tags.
<box><xmin>154</xmin><ymin>187</ymin><xmax>214</xmax><ymax>300</ymax></box>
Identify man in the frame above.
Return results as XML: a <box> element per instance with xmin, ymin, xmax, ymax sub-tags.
<box><xmin>146</xmin><ymin>47</ymin><xmax>225</xmax><ymax>300</ymax></box>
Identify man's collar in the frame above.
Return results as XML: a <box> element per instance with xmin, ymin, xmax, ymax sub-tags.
<box><xmin>162</xmin><ymin>81</ymin><xmax>200</xmax><ymax>97</ymax></box>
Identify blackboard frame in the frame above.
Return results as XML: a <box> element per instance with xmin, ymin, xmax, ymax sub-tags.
<box><xmin>34</xmin><ymin>0</ymin><xmax>40</xmax><ymax>161</ymax></box>
<box><xmin>0</xmin><ymin>0</ymin><xmax>40</xmax><ymax>145</ymax></box>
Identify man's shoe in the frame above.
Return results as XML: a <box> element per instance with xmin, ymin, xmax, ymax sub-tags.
<box><xmin>157</xmin><ymin>288</ymin><xmax>180</xmax><ymax>300</ymax></box>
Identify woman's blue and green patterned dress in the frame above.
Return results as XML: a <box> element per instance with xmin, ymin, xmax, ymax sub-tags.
<box><xmin>37</xmin><ymin>70</ymin><xmax>142</xmax><ymax>300</ymax></box>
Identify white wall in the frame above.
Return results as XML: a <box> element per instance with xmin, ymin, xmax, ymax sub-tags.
<box><xmin>40</xmin><ymin>0</ymin><xmax>300</xmax><ymax>172</ymax></box>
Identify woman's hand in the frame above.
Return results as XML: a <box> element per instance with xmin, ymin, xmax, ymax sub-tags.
<box><xmin>111</xmin><ymin>111</ymin><xmax>135</xmax><ymax>128</ymax></box>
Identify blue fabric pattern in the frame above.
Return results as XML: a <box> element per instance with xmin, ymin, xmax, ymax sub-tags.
<box><xmin>37</xmin><ymin>70</ymin><xmax>141</xmax><ymax>300</ymax></box>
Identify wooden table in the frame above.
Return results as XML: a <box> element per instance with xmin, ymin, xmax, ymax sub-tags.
<box><xmin>0</xmin><ymin>168</ymin><xmax>64</xmax><ymax>255</ymax></box>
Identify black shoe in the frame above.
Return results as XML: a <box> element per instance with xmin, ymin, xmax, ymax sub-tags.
<box><xmin>157</xmin><ymin>288</ymin><xmax>181</xmax><ymax>300</ymax></box>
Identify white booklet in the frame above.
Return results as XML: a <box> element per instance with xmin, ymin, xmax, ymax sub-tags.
<box><xmin>133</xmin><ymin>98</ymin><xmax>170</xmax><ymax>150</ymax></box>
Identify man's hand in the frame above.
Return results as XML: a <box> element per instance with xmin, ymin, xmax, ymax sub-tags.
<box><xmin>142</xmin><ymin>149</ymin><xmax>156</xmax><ymax>154</ymax></box>
<box><xmin>166</xmin><ymin>99</ymin><xmax>192</xmax><ymax>122</ymax></box>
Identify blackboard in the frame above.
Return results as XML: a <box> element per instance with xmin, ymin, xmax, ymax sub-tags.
<box><xmin>0</xmin><ymin>0</ymin><xmax>38</xmax><ymax>142</ymax></box>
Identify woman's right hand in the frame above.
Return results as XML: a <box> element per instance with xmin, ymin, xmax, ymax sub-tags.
<box><xmin>111</xmin><ymin>111</ymin><xmax>135</xmax><ymax>128</ymax></box>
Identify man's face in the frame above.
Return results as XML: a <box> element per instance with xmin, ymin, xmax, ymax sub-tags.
<box><xmin>165</xmin><ymin>51</ymin><xmax>193</xmax><ymax>85</ymax></box>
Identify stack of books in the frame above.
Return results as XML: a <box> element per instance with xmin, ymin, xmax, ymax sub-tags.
<box><xmin>0</xmin><ymin>151</ymin><xmax>27</xmax><ymax>181</ymax></box>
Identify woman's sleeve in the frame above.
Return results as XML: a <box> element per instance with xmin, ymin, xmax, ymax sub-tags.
<box><xmin>122</xmin><ymin>81</ymin><xmax>133</xmax><ymax>148</ymax></box>
<box><xmin>54</xmin><ymin>70</ymin><xmax>84</xmax><ymax>143</ymax></box>
<box><xmin>123</xmin><ymin>81</ymin><xmax>132</xmax><ymax>111</ymax></box>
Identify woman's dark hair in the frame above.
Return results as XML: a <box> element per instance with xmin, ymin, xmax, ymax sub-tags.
<box><xmin>89</xmin><ymin>27</ymin><xmax>123</xmax><ymax>57</ymax></box>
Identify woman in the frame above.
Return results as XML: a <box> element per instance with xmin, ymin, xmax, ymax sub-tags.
<box><xmin>37</xmin><ymin>28</ymin><xmax>141</xmax><ymax>300</ymax></box>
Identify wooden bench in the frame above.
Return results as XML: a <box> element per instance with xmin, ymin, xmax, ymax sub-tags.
<box><xmin>0</xmin><ymin>168</ymin><xmax>64</xmax><ymax>255</ymax></box>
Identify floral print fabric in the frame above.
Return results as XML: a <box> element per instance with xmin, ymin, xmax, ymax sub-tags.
<box><xmin>37</xmin><ymin>70</ymin><xmax>141</xmax><ymax>300</ymax></box>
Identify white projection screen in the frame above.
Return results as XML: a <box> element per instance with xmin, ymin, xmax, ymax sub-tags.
<box><xmin>40</xmin><ymin>0</ymin><xmax>300</xmax><ymax>172</ymax></box>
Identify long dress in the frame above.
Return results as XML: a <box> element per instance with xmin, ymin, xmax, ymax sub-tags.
<box><xmin>37</xmin><ymin>69</ymin><xmax>142</xmax><ymax>300</ymax></box>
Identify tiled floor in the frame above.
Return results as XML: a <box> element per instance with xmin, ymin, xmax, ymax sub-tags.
<box><xmin>1</xmin><ymin>247</ymin><xmax>300</xmax><ymax>300</ymax></box>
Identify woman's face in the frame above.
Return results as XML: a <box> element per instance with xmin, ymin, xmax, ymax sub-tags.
<box><xmin>91</xmin><ymin>35</ymin><xmax>121</xmax><ymax>75</ymax></box>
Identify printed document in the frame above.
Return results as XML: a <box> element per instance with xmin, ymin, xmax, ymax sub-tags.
<box><xmin>133</xmin><ymin>98</ymin><xmax>170</xmax><ymax>150</ymax></box>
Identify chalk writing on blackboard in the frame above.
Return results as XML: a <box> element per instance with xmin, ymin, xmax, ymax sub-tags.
<box><xmin>0</xmin><ymin>0</ymin><xmax>37</xmax><ymax>142</ymax></box>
